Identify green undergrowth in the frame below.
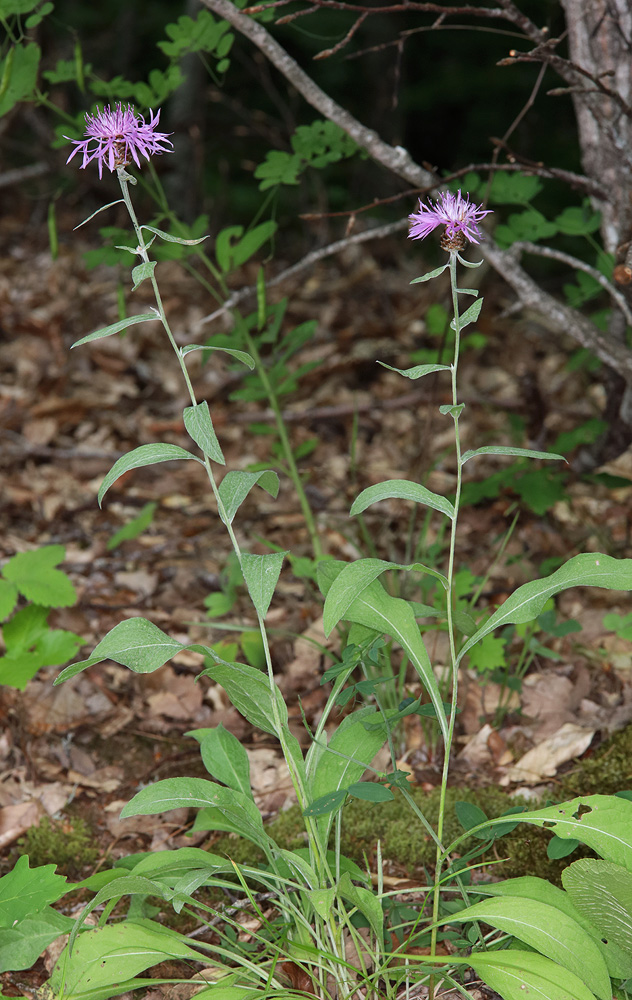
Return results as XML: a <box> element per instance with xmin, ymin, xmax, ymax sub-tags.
<box><xmin>207</xmin><ymin>725</ymin><xmax>632</xmax><ymax>883</ymax></box>
<box><xmin>15</xmin><ymin>814</ymin><xmax>99</xmax><ymax>877</ymax></box>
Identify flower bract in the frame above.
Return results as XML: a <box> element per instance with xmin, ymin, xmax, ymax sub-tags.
<box><xmin>65</xmin><ymin>104</ymin><xmax>173</xmax><ymax>178</ymax></box>
<box><xmin>409</xmin><ymin>190</ymin><xmax>491</xmax><ymax>245</ymax></box>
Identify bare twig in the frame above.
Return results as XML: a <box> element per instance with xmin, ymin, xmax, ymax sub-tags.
<box><xmin>196</xmin><ymin>218</ymin><xmax>408</xmax><ymax>329</ymax></box>
<box><xmin>511</xmin><ymin>240</ymin><xmax>632</xmax><ymax>327</ymax></box>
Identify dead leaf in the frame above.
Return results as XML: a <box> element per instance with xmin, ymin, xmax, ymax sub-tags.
<box><xmin>501</xmin><ymin>722</ymin><xmax>595</xmax><ymax>785</ymax></box>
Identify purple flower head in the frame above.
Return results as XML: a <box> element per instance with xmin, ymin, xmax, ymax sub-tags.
<box><xmin>409</xmin><ymin>190</ymin><xmax>491</xmax><ymax>247</ymax></box>
<box><xmin>65</xmin><ymin>104</ymin><xmax>173</xmax><ymax>179</ymax></box>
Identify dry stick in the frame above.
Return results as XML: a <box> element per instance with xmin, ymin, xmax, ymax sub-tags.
<box><xmin>200</xmin><ymin>0</ymin><xmax>632</xmax><ymax>381</ymax></box>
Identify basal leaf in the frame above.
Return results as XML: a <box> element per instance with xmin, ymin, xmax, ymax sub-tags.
<box><xmin>469</xmin><ymin>950</ymin><xmax>597</xmax><ymax>1000</ymax></box>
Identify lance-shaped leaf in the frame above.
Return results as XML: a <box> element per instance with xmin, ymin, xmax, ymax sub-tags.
<box><xmin>410</xmin><ymin>263</ymin><xmax>449</xmax><ymax>283</ymax></box>
<box><xmin>479</xmin><ymin>874</ymin><xmax>632</xmax><ymax>979</ymax></box>
<box><xmin>71</xmin><ymin>312</ymin><xmax>156</xmax><ymax>349</ymax></box>
<box><xmin>461</xmin><ymin>445</ymin><xmax>566</xmax><ymax>465</ymax></box>
<box><xmin>181</xmin><ymin>344</ymin><xmax>255</xmax><ymax>369</ymax></box>
<box><xmin>217</xmin><ymin>469</ymin><xmax>279</xmax><ymax>524</ymax></box>
<box><xmin>98</xmin><ymin>443</ymin><xmax>203</xmax><ymax>506</ymax></box>
<box><xmin>54</xmin><ymin>617</ymin><xmax>217</xmax><ymax>683</ymax></box>
<box><xmin>458</xmin><ymin>553</ymin><xmax>632</xmax><ymax>664</ymax></box>
<box><xmin>377</xmin><ymin>361</ymin><xmax>451</xmax><ymax>380</ymax></box>
<box><xmin>489</xmin><ymin>794</ymin><xmax>632</xmax><ymax>870</ymax></box>
<box><xmin>241</xmin><ymin>550</ymin><xmax>286</xmax><ymax>618</ymax></box>
<box><xmin>74</xmin><ymin>199</ymin><xmax>125</xmax><ymax>229</ymax></box>
<box><xmin>450</xmin><ymin>296</ymin><xmax>482</xmax><ymax>331</ymax></box>
<box><xmin>468</xmin><ymin>950</ymin><xmax>597</xmax><ymax>1000</ymax></box>
<box><xmin>350</xmin><ymin>480</ymin><xmax>454</xmax><ymax>520</ymax></box>
<box><xmin>201</xmin><ymin>659</ymin><xmax>288</xmax><ymax>736</ymax></box>
<box><xmin>183</xmin><ymin>401</ymin><xmax>225</xmax><ymax>464</ymax></box>
<box><xmin>140</xmin><ymin>224</ymin><xmax>208</xmax><ymax>245</ymax></box>
<box><xmin>446</xmin><ymin>896</ymin><xmax>610</xmax><ymax>1000</ymax></box>
<box><xmin>339</xmin><ymin>577</ymin><xmax>448</xmax><ymax>742</ymax></box>
<box><xmin>323</xmin><ymin>557</ymin><xmax>448</xmax><ymax>636</ymax></box>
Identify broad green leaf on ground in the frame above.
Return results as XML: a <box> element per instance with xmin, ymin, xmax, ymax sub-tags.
<box><xmin>71</xmin><ymin>312</ymin><xmax>156</xmax><ymax>349</ymax></box>
<box><xmin>458</xmin><ymin>553</ymin><xmax>632</xmax><ymax>663</ymax></box>
<box><xmin>50</xmin><ymin>919</ymin><xmax>205</xmax><ymax>1000</ymax></box>
<box><xmin>377</xmin><ymin>361</ymin><xmax>450</xmax><ymax>379</ymax></box>
<box><xmin>183</xmin><ymin>401</ymin><xmax>225</xmax><ymax>464</ymax></box>
<box><xmin>490</xmin><ymin>794</ymin><xmax>632</xmax><ymax>870</ymax></box>
<box><xmin>0</xmin><ymin>579</ymin><xmax>18</xmax><ymax>620</ymax></box>
<box><xmin>187</xmin><ymin>725</ymin><xmax>253</xmax><ymax>798</ymax></box>
<box><xmin>0</xmin><ymin>908</ymin><xmax>74</xmax><ymax>973</ymax></box>
<box><xmin>447</xmin><ymin>896</ymin><xmax>610</xmax><ymax>1000</ymax></box>
<box><xmin>217</xmin><ymin>469</ymin><xmax>279</xmax><ymax>524</ymax></box>
<box><xmin>350</xmin><ymin>480</ymin><xmax>454</xmax><ymax>520</ymax></box>
<box><xmin>479</xmin><ymin>875</ymin><xmax>632</xmax><ymax>979</ymax></box>
<box><xmin>468</xmin><ymin>950</ymin><xmax>597</xmax><ymax>1000</ymax></box>
<box><xmin>54</xmin><ymin>617</ymin><xmax>215</xmax><ymax>683</ymax></box>
<box><xmin>562</xmin><ymin>858</ymin><xmax>632</xmax><ymax>954</ymax></box>
<box><xmin>200</xmin><ymin>659</ymin><xmax>287</xmax><ymax>736</ymax></box>
<box><xmin>0</xmin><ymin>856</ymin><xmax>67</xmax><ymax>928</ymax></box>
<box><xmin>323</xmin><ymin>557</ymin><xmax>448</xmax><ymax>636</ymax></box>
<box><xmin>98</xmin><ymin>444</ymin><xmax>203</xmax><ymax>506</ymax></box>
<box><xmin>2</xmin><ymin>545</ymin><xmax>76</xmax><ymax>607</ymax></box>
<box><xmin>241</xmin><ymin>551</ymin><xmax>286</xmax><ymax>618</ymax></box>
<box><xmin>461</xmin><ymin>445</ymin><xmax>566</xmax><ymax>465</ymax></box>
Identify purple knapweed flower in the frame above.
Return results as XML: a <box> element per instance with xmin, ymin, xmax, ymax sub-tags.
<box><xmin>409</xmin><ymin>190</ymin><xmax>491</xmax><ymax>249</ymax></box>
<box><xmin>65</xmin><ymin>104</ymin><xmax>173</xmax><ymax>179</ymax></box>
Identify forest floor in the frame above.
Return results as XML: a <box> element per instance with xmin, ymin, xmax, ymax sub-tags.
<box><xmin>1</xmin><ymin>204</ymin><xmax>632</xmax><ymax>994</ymax></box>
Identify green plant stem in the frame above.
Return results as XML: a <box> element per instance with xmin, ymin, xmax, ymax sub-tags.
<box><xmin>429</xmin><ymin>250</ymin><xmax>464</xmax><ymax>997</ymax></box>
<box><xmin>242</xmin><ymin>327</ymin><xmax>323</xmax><ymax>561</ymax></box>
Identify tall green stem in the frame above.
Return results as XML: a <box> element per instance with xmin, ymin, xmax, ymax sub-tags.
<box><xmin>429</xmin><ymin>251</ymin><xmax>464</xmax><ymax>993</ymax></box>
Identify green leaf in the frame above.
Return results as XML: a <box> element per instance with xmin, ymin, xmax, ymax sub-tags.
<box><xmin>241</xmin><ymin>551</ymin><xmax>286</xmax><ymax>619</ymax></box>
<box><xmin>131</xmin><ymin>260</ymin><xmax>156</xmax><ymax>290</ymax></box>
<box><xmin>339</xmin><ymin>871</ymin><xmax>384</xmax><ymax>940</ymax></box>
<box><xmin>98</xmin><ymin>443</ymin><xmax>202</xmax><ymax>506</ymax></box>
<box><xmin>547</xmin><ymin>835</ymin><xmax>580</xmax><ymax>859</ymax></box>
<box><xmin>347</xmin><ymin>781</ymin><xmax>393</xmax><ymax>803</ymax></box>
<box><xmin>107</xmin><ymin>502</ymin><xmax>157</xmax><ymax>550</ymax></box>
<box><xmin>50</xmin><ymin>919</ymin><xmax>205</xmax><ymax>1000</ymax></box>
<box><xmin>554</xmin><ymin>205</ymin><xmax>601</xmax><ymax>236</ymax></box>
<box><xmin>488</xmin><ymin>171</ymin><xmax>543</xmax><ymax>205</ymax></box>
<box><xmin>318</xmin><ymin>563</ymin><xmax>448</xmax><ymax>742</ymax></box>
<box><xmin>468</xmin><ymin>950</ymin><xmax>598</xmax><ymax>1000</ymax></box>
<box><xmin>0</xmin><ymin>43</ymin><xmax>40</xmax><ymax>117</ymax></box>
<box><xmin>217</xmin><ymin>469</ymin><xmax>279</xmax><ymax>524</ymax></box>
<box><xmin>302</xmin><ymin>789</ymin><xmax>347</xmax><ymax>817</ymax></box>
<box><xmin>458</xmin><ymin>554</ymin><xmax>632</xmax><ymax>664</ymax></box>
<box><xmin>410</xmin><ymin>264</ymin><xmax>449</xmax><ymax>283</ymax></box>
<box><xmin>495</xmin><ymin>208</ymin><xmax>559</xmax><ymax>248</ymax></box>
<box><xmin>563</xmin><ymin>858</ymin><xmax>632</xmax><ymax>953</ymax></box>
<box><xmin>71</xmin><ymin>312</ymin><xmax>156</xmax><ymax>349</ymax></box>
<box><xmin>377</xmin><ymin>361</ymin><xmax>451</xmax><ymax>379</ymax></box>
<box><xmin>180</xmin><ymin>344</ymin><xmax>255</xmax><ymax>368</ymax></box>
<box><xmin>448</xmin><ymin>896</ymin><xmax>610</xmax><ymax>1000</ymax></box>
<box><xmin>307</xmin><ymin>887</ymin><xmax>336</xmax><ymax>920</ymax></box>
<box><xmin>183</xmin><ymin>401</ymin><xmax>225</xmax><ymax>464</ymax></box>
<box><xmin>0</xmin><ymin>908</ymin><xmax>74</xmax><ymax>973</ymax></box>
<box><xmin>54</xmin><ymin>617</ymin><xmax>214</xmax><ymax>683</ymax></box>
<box><xmin>323</xmin><ymin>557</ymin><xmax>448</xmax><ymax>636</ymax></box>
<box><xmin>187</xmin><ymin>725</ymin><xmax>253</xmax><ymax>798</ymax></box>
<box><xmin>479</xmin><ymin>874</ymin><xmax>632</xmax><ymax>979</ymax></box>
<box><xmin>215</xmin><ymin>221</ymin><xmax>276</xmax><ymax>272</ymax></box>
<box><xmin>0</xmin><ymin>856</ymin><xmax>67</xmax><ymax>929</ymax></box>
<box><xmin>2</xmin><ymin>546</ymin><xmax>76</xmax><ymax>607</ymax></box>
<box><xmin>466</xmin><ymin>633</ymin><xmax>507</xmax><ymax>673</ymax></box>
<box><xmin>0</xmin><ymin>580</ymin><xmax>18</xmax><ymax>621</ymax></box>
<box><xmin>140</xmin><ymin>225</ymin><xmax>207</xmax><ymax>246</ymax></box>
<box><xmin>120</xmin><ymin>779</ymin><xmax>268</xmax><ymax>849</ymax></box>
<box><xmin>201</xmin><ymin>659</ymin><xmax>287</xmax><ymax>736</ymax></box>
<box><xmin>254</xmin><ymin>150</ymin><xmax>302</xmax><ymax>190</ymax></box>
<box><xmin>439</xmin><ymin>403</ymin><xmax>465</xmax><ymax>418</ymax></box>
<box><xmin>350</xmin><ymin>480</ymin><xmax>454</xmax><ymax>520</ymax></box>
<box><xmin>450</xmin><ymin>297</ymin><xmax>482</xmax><ymax>331</ymax></box>
<box><xmin>455</xmin><ymin>800</ymin><xmax>488</xmax><ymax>836</ymax></box>
<box><xmin>501</xmin><ymin>794</ymin><xmax>632</xmax><ymax>869</ymax></box>
<box><xmin>461</xmin><ymin>445</ymin><xmax>566</xmax><ymax>465</ymax></box>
